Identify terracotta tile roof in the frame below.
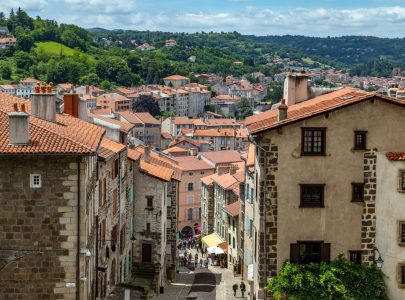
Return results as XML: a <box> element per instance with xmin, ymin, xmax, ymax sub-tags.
<box><xmin>204</xmin><ymin>118</ymin><xmax>239</xmax><ymax>127</ymax></box>
<box><xmin>140</xmin><ymin>160</ymin><xmax>174</xmax><ymax>182</ymax></box>
<box><xmin>232</xmin><ymin>169</ymin><xmax>245</xmax><ymax>183</ymax></box>
<box><xmin>164</xmin><ymin>75</ymin><xmax>189</xmax><ymax>81</ymax></box>
<box><xmin>223</xmin><ymin>201</ymin><xmax>240</xmax><ymax>217</ymax></box>
<box><xmin>21</xmin><ymin>78</ymin><xmax>40</xmax><ymax>83</ymax></box>
<box><xmin>99</xmin><ymin>138</ymin><xmax>126</xmax><ymax>159</ymax></box>
<box><xmin>0</xmin><ymin>93</ymin><xmax>105</xmax><ymax>155</ymax></box>
<box><xmin>200</xmin><ymin>150</ymin><xmax>243</xmax><ymax>165</ymax></box>
<box><xmin>386</xmin><ymin>152</ymin><xmax>405</xmax><ymax>161</ymax></box>
<box><xmin>246</xmin><ymin>88</ymin><xmax>405</xmax><ymax>134</ymax></box>
<box><xmin>211</xmin><ymin>173</ymin><xmax>238</xmax><ymax>190</ymax></box>
<box><xmin>127</xmin><ymin>148</ymin><xmax>142</xmax><ymax>161</ymax></box>
<box><xmin>131</xmin><ymin>146</ymin><xmax>182</xmax><ymax>181</ymax></box>
<box><xmin>212</xmin><ymin>95</ymin><xmax>240</xmax><ymax>102</ymax></box>
<box><xmin>169</xmin><ymin>136</ymin><xmax>201</xmax><ymax>147</ymax></box>
<box><xmin>163</xmin><ymin>146</ymin><xmax>189</xmax><ymax>154</ymax></box>
<box><xmin>89</xmin><ymin>114</ymin><xmax>135</xmax><ymax>133</ymax></box>
<box><xmin>58</xmin><ymin>83</ymin><xmax>75</xmax><ymax>90</ymax></box>
<box><xmin>97</xmin><ymin>93</ymin><xmax>130</xmax><ymax>103</ymax></box>
<box><xmin>119</xmin><ymin>111</ymin><xmax>160</xmax><ymax>125</ymax></box>
<box><xmin>171</xmin><ymin>117</ymin><xmax>194</xmax><ymax>125</ymax></box>
<box><xmin>161</xmin><ymin>132</ymin><xmax>172</xmax><ymax>139</ymax></box>
<box><xmin>173</xmin><ymin>156</ymin><xmax>214</xmax><ymax>171</ymax></box>
<box><xmin>0</xmin><ymin>85</ymin><xmax>15</xmax><ymax>90</ymax></box>
<box><xmin>92</xmin><ymin>108</ymin><xmax>114</xmax><ymax>115</ymax></box>
<box><xmin>201</xmin><ymin>174</ymin><xmax>215</xmax><ymax>186</ymax></box>
<box><xmin>186</xmin><ymin>128</ymin><xmax>247</xmax><ymax>138</ymax></box>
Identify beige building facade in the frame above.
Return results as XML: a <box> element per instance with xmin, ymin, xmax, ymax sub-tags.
<box><xmin>246</xmin><ymin>88</ymin><xmax>405</xmax><ymax>299</ymax></box>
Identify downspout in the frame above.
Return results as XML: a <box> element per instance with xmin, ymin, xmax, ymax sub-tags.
<box><xmin>76</xmin><ymin>157</ymin><xmax>81</xmax><ymax>300</ymax></box>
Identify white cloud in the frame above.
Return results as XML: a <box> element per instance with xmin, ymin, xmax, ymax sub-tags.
<box><xmin>0</xmin><ymin>0</ymin><xmax>47</xmax><ymax>12</ymax></box>
<box><xmin>62</xmin><ymin>0</ymin><xmax>136</xmax><ymax>14</ymax></box>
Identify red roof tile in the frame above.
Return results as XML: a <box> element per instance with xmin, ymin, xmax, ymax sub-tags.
<box><xmin>99</xmin><ymin>138</ymin><xmax>126</xmax><ymax>159</ymax></box>
<box><xmin>246</xmin><ymin>88</ymin><xmax>382</xmax><ymax>134</ymax></box>
<box><xmin>119</xmin><ymin>111</ymin><xmax>160</xmax><ymax>125</ymax></box>
<box><xmin>0</xmin><ymin>93</ymin><xmax>105</xmax><ymax>155</ymax></box>
<box><xmin>386</xmin><ymin>152</ymin><xmax>405</xmax><ymax>161</ymax></box>
<box><xmin>223</xmin><ymin>201</ymin><xmax>240</xmax><ymax>217</ymax></box>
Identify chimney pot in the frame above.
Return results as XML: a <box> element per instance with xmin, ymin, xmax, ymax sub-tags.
<box><xmin>31</xmin><ymin>83</ymin><xmax>57</xmax><ymax>122</ymax></box>
<box><xmin>278</xmin><ymin>99</ymin><xmax>288</xmax><ymax>122</ymax></box>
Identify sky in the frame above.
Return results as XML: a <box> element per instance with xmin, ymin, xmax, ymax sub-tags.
<box><xmin>1</xmin><ymin>0</ymin><xmax>405</xmax><ymax>37</ymax></box>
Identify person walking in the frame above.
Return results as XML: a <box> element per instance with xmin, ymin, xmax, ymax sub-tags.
<box><xmin>232</xmin><ymin>283</ymin><xmax>238</xmax><ymax>297</ymax></box>
<box><xmin>240</xmin><ymin>281</ymin><xmax>246</xmax><ymax>298</ymax></box>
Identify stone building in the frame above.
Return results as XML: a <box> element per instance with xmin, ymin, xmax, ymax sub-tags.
<box><xmin>163</xmin><ymin>75</ymin><xmax>190</xmax><ymax>89</ymax></box>
<box><xmin>245</xmin><ymin>87</ymin><xmax>405</xmax><ymax>299</ymax></box>
<box><xmin>95</xmin><ymin>138</ymin><xmax>133</xmax><ymax>299</ymax></box>
<box><xmin>0</xmin><ymin>90</ymin><xmax>105</xmax><ymax>299</ymax></box>
<box><xmin>128</xmin><ymin>145</ymin><xmax>181</xmax><ymax>292</ymax></box>
<box><xmin>201</xmin><ymin>175</ymin><xmax>215</xmax><ymax>234</ymax></box>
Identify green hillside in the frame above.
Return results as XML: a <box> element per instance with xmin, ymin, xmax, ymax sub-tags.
<box><xmin>35</xmin><ymin>41</ymin><xmax>78</xmax><ymax>56</ymax></box>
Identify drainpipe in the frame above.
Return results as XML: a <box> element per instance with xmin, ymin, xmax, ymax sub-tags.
<box><xmin>76</xmin><ymin>157</ymin><xmax>81</xmax><ymax>300</ymax></box>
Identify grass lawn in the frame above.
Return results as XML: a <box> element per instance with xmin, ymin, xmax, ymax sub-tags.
<box><xmin>35</xmin><ymin>41</ymin><xmax>96</xmax><ymax>64</ymax></box>
<box><xmin>302</xmin><ymin>57</ymin><xmax>315</xmax><ymax>65</ymax></box>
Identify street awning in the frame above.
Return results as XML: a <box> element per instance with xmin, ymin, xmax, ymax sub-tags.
<box><xmin>218</xmin><ymin>242</ymin><xmax>228</xmax><ymax>253</ymax></box>
<box><xmin>202</xmin><ymin>232</ymin><xmax>223</xmax><ymax>248</ymax></box>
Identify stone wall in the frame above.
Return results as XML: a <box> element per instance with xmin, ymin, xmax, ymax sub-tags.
<box><xmin>257</xmin><ymin>138</ymin><xmax>278</xmax><ymax>296</ymax></box>
<box><xmin>0</xmin><ymin>155</ymin><xmax>86</xmax><ymax>300</ymax></box>
<box><xmin>362</xmin><ymin>149</ymin><xmax>377</xmax><ymax>265</ymax></box>
<box><xmin>166</xmin><ymin>180</ymin><xmax>179</xmax><ymax>270</ymax></box>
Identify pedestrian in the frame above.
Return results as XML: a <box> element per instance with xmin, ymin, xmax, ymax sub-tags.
<box><xmin>232</xmin><ymin>283</ymin><xmax>238</xmax><ymax>297</ymax></box>
<box><xmin>200</xmin><ymin>258</ymin><xmax>203</xmax><ymax>267</ymax></box>
<box><xmin>240</xmin><ymin>281</ymin><xmax>246</xmax><ymax>298</ymax></box>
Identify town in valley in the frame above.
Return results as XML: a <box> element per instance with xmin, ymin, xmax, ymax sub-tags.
<box><xmin>1</xmin><ymin>2</ymin><xmax>405</xmax><ymax>300</ymax></box>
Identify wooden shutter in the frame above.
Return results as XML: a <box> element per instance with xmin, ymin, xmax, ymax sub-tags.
<box><xmin>111</xmin><ymin>160</ymin><xmax>116</xmax><ymax>179</ymax></box>
<box><xmin>321</xmin><ymin>243</ymin><xmax>331</xmax><ymax>263</ymax></box>
<box><xmin>290</xmin><ymin>243</ymin><xmax>299</xmax><ymax>263</ymax></box>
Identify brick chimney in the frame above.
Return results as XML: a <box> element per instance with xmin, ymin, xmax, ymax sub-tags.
<box><xmin>63</xmin><ymin>94</ymin><xmax>79</xmax><ymax>117</ymax></box>
<box><xmin>31</xmin><ymin>82</ymin><xmax>56</xmax><ymax>122</ymax></box>
<box><xmin>277</xmin><ymin>99</ymin><xmax>288</xmax><ymax>122</ymax></box>
<box><xmin>8</xmin><ymin>103</ymin><xmax>29</xmax><ymax>145</ymax></box>
<box><xmin>144</xmin><ymin>145</ymin><xmax>151</xmax><ymax>163</ymax></box>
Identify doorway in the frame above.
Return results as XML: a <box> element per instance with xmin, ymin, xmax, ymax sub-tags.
<box><xmin>142</xmin><ymin>243</ymin><xmax>152</xmax><ymax>263</ymax></box>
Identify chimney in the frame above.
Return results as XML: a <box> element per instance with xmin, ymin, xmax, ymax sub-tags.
<box><xmin>31</xmin><ymin>82</ymin><xmax>56</xmax><ymax>122</ymax></box>
<box><xmin>144</xmin><ymin>145</ymin><xmax>151</xmax><ymax>163</ymax></box>
<box><xmin>283</xmin><ymin>72</ymin><xmax>309</xmax><ymax>106</ymax></box>
<box><xmin>64</xmin><ymin>94</ymin><xmax>79</xmax><ymax>117</ymax></box>
<box><xmin>8</xmin><ymin>103</ymin><xmax>29</xmax><ymax>145</ymax></box>
<box><xmin>277</xmin><ymin>99</ymin><xmax>288</xmax><ymax>122</ymax></box>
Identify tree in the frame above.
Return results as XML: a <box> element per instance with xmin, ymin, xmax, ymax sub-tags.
<box><xmin>14</xmin><ymin>51</ymin><xmax>33</xmax><ymax>70</ymax></box>
<box><xmin>80</xmin><ymin>73</ymin><xmax>101</xmax><ymax>86</ymax></box>
<box><xmin>95</xmin><ymin>56</ymin><xmax>134</xmax><ymax>85</ymax></box>
<box><xmin>267</xmin><ymin>81</ymin><xmax>284</xmax><ymax>103</ymax></box>
<box><xmin>265</xmin><ymin>256</ymin><xmax>388</xmax><ymax>300</ymax></box>
<box><xmin>236</xmin><ymin>97</ymin><xmax>253</xmax><ymax>119</ymax></box>
<box><xmin>133</xmin><ymin>94</ymin><xmax>161</xmax><ymax>117</ymax></box>
<box><xmin>0</xmin><ymin>64</ymin><xmax>12</xmax><ymax>79</ymax></box>
<box><xmin>16</xmin><ymin>32</ymin><xmax>34</xmax><ymax>52</ymax></box>
<box><xmin>100</xmin><ymin>80</ymin><xmax>112</xmax><ymax>90</ymax></box>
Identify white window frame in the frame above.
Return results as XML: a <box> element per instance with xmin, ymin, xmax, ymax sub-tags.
<box><xmin>30</xmin><ymin>174</ymin><xmax>42</xmax><ymax>188</ymax></box>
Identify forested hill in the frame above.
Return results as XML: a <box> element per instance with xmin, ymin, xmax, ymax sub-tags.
<box><xmin>91</xmin><ymin>29</ymin><xmax>405</xmax><ymax>70</ymax></box>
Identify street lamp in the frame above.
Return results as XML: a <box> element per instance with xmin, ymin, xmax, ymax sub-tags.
<box><xmin>374</xmin><ymin>247</ymin><xmax>384</xmax><ymax>269</ymax></box>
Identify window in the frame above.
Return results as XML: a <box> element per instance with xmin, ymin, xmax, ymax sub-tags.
<box><xmin>249</xmin><ymin>220</ymin><xmax>253</xmax><ymax>238</ymax></box>
<box><xmin>146</xmin><ymin>223</ymin><xmax>151</xmax><ymax>232</ymax></box>
<box><xmin>354</xmin><ymin>131</ymin><xmax>367</xmax><ymax>150</ymax></box>
<box><xmin>112</xmin><ymin>159</ymin><xmax>119</xmax><ymax>179</ymax></box>
<box><xmin>200</xmin><ymin>171</ymin><xmax>205</xmax><ymax>175</ymax></box>
<box><xmin>189</xmin><ymin>172</ymin><xmax>194</xmax><ymax>176</ymax></box>
<box><xmin>352</xmin><ymin>183</ymin><xmax>365</xmax><ymax>202</ymax></box>
<box><xmin>146</xmin><ymin>196</ymin><xmax>153</xmax><ymax>209</ymax></box>
<box><xmin>399</xmin><ymin>221</ymin><xmax>405</xmax><ymax>246</ymax></box>
<box><xmin>301</xmin><ymin>128</ymin><xmax>326</xmax><ymax>155</ymax></box>
<box><xmin>233</xmin><ymin>237</ymin><xmax>235</xmax><ymax>248</ymax></box>
<box><xmin>187</xmin><ymin>196</ymin><xmax>194</xmax><ymax>204</ymax></box>
<box><xmin>300</xmin><ymin>184</ymin><xmax>325</xmax><ymax>207</ymax></box>
<box><xmin>30</xmin><ymin>174</ymin><xmax>41</xmax><ymax>188</ymax></box>
<box><xmin>187</xmin><ymin>208</ymin><xmax>193</xmax><ymax>220</ymax></box>
<box><xmin>187</xmin><ymin>183</ymin><xmax>194</xmax><ymax>191</ymax></box>
<box><xmin>113</xmin><ymin>189</ymin><xmax>118</xmax><ymax>215</ymax></box>
<box><xmin>349</xmin><ymin>250</ymin><xmax>362</xmax><ymax>265</ymax></box>
<box><xmin>290</xmin><ymin>241</ymin><xmax>330</xmax><ymax>264</ymax></box>
<box><xmin>399</xmin><ymin>171</ymin><xmax>405</xmax><ymax>192</ymax></box>
<box><xmin>398</xmin><ymin>263</ymin><xmax>405</xmax><ymax>287</ymax></box>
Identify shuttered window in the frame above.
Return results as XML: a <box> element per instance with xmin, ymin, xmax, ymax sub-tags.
<box><xmin>301</xmin><ymin>128</ymin><xmax>326</xmax><ymax>155</ymax></box>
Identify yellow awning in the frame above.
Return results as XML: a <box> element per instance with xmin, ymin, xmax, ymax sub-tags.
<box><xmin>202</xmin><ymin>232</ymin><xmax>223</xmax><ymax>247</ymax></box>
